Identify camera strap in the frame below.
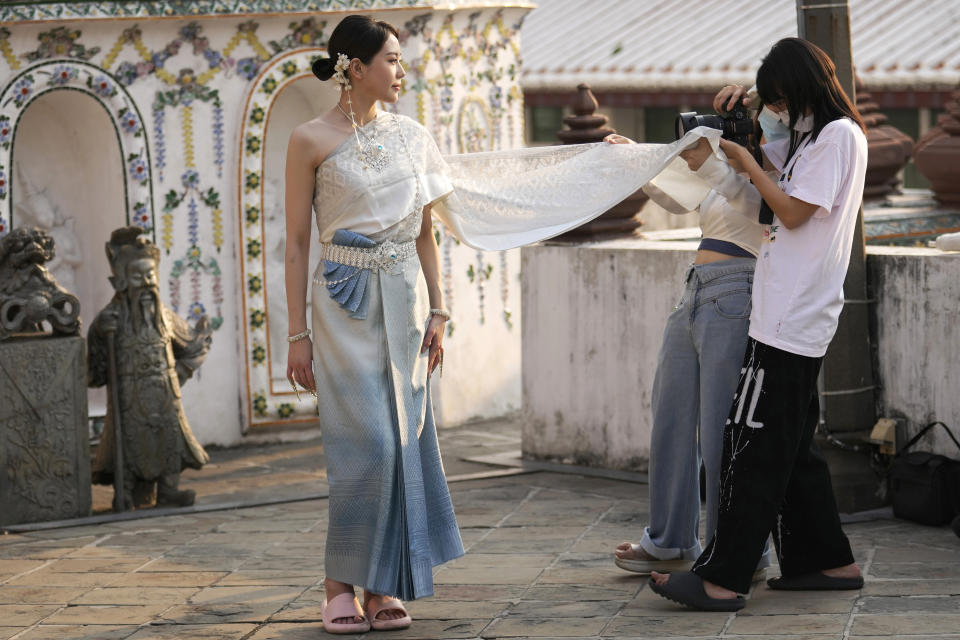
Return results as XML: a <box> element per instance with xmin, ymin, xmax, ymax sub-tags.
<box><xmin>781</xmin><ymin>131</ymin><xmax>811</xmax><ymax>183</ymax></box>
<box><xmin>757</xmin><ymin>131</ymin><xmax>811</xmax><ymax>224</ymax></box>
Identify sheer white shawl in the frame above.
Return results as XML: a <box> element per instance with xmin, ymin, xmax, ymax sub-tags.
<box><xmin>313</xmin><ymin>113</ymin><xmax>719</xmax><ymax>250</ymax></box>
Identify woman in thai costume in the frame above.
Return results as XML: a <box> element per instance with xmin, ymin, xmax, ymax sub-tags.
<box><xmin>285</xmin><ymin>14</ymin><xmax>734</xmax><ymax>635</ymax></box>
<box><xmin>285</xmin><ymin>16</ymin><xmax>453</xmax><ymax>633</ymax></box>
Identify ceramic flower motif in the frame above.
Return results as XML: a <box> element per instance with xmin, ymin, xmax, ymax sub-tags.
<box><xmin>115</xmin><ymin>61</ymin><xmax>138</xmax><ymax>86</ymax></box>
<box><xmin>118</xmin><ymin>107</ymin><xmax>141</xmax><ymax>135</ymax></box>
<box><xmin>490</xmin><ymin>85</ymin><xmax>504</xmax><ymax>110</ymax></box>
<box><xmin>440</xmin><ymin>87</ymin><xmax>454</xmax><ymax>112</ymax></box>
<box><xmin>12</xmin><ymin>76</ymin><xmax>33</xmax><ymax>107</ymax></box>
<box><xmin>0</xmin><ymin>117</ymin><xmax>11</xmax><ymax>148</ymax></box>
<box><xmin>181</xmin><ymin>169</ymin><xmax>200</xmax><ymax>189</ymax></box>
<box><xmin>249</xmin><ymin>308</ymin><xmax>265</xmax><ymax>329</ymax></box>
<box><xmin>260</xmin><ymin>76</ymin><xmax>277</xmax><ymax>95</ymax></box>
<box><xmin>252</xmin><ymin>392</ymin><xmax>268</xmax><ymax>416</ymax></box>
<box><xmin>127</xmin><ymin>154</ymin><xmax>148</xmax><ymax>182</ymax></box>
<box><xmin>132</xmin><ymin>202</ymin><xmax>150</xmax><ymax>229</ymax></box>
<box><xmin>245</xmin><ymin>205</ymin><xmax>260</xmax><ymax>226</ymax></box>
<box><xmin>189</xmin><ymin>301</ymin><xmax>206</xmax><ymax>321</ymax></box>
<box><xmin>49</xmin><ymin>64</ymin><xmax>78</xmax><ymax>86</ymax></box>
<box><xmin>245</xmin><ymin>134</ymin><xmax>261</xmax><ymax>155</ymax></box>
<box><xmin>237</xmin><ymin>57</ymin><xmax>260</xmax><ymax>80</ymax></box>
<box><xmin>245</xmin><ymin>171</ymin><xmax>260</xmax><ymax>192</ymax></box>
<box><xmin>89</xmin><ymin>74</ymin><xmax>116</xmax><ymax>98</ymax></box>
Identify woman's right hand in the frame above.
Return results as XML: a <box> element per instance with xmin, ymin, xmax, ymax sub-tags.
<box><xmin>287</xmin><ymin>338</ymin><xmax>316</xmax><ymax>393</ymax></box>
<box><xmin>714</xmin><ymin>85</ymin><xmax>751</xmax><ymax>112</ymax></box>
<box><xmin>604</xmin><ymin>133</ymin><xmax>635</xmax><ymax>144</ymax></box>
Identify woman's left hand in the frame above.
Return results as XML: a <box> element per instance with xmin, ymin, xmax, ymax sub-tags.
<box><xmin>718</xmin><ymin>138</ymin><xmax>750</xmax><ymax>163</ymax></box>
<box><xmin>678</xmin><ymin>137</ymin><xmax>713</xmax><ymax>171</ymax></box>
<box><xmin>421</xmin><ymin>314</ymin><xmax>446</xmax><ymax>376</ymax></box>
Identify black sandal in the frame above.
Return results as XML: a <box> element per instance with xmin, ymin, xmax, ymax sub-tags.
<box><xmin>648</xmin><ymin>571</ymin><xmax>746</xmax><ymax>611</ymax></box>
<box><xmin>767</xmin><ymin>572</ymin><xmax>863</xmax><ymax>591</ymax></box>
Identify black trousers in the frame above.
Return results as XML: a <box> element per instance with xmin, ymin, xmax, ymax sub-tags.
<box><xmin>691</xmin><ymin>338</ymin><xmax>855</xmax><ymax>594</ymax></box>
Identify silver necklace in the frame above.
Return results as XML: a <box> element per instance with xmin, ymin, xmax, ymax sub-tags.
<box><xmin>337</xmin><ymin>102</ymin><xmax>391</xmax><ymax>172</ymax></box>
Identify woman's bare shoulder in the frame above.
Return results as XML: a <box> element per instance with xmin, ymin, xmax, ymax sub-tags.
<box><xmin>289</xmin><ymin>113</ymin><xmax>352</xmax><ymax>166</ymax></box>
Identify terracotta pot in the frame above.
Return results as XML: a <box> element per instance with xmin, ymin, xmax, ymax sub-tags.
<box><xmin>856</xmin><ymin>76</ymin><xmax>913</xmax><ymax>200</ymax></box>
<box><xmin>914</xmin><ymin>89</ymin><xmax>960</xmax><ymax>206</ymax></box>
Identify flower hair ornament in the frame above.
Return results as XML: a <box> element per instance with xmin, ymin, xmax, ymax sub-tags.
<box><xmin>332</xmin><ymin>53</ymin><xmax>352</xmax><ymax>91</ymax></box>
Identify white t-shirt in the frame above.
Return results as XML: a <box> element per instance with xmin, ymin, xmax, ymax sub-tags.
<box><xmin>749</xmin><ymin>118</ymin><xmax>868</xmax><ymax>357</ymax></box>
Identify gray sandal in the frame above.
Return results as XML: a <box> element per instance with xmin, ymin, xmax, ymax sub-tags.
<box><xmin>648</xmin><ymin>571</ymin><xmax>746</xmax><ymax>611</ymax></box>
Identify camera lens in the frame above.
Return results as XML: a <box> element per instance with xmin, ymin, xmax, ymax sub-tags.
<box><xmin>675</xmin><ymin>112</ymin><xmax>725</xmax><ymax>139</ymax></box>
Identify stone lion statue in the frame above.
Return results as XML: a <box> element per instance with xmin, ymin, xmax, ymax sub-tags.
<box><xmin>0</xmin><ymin>227</ymin><xmax>81</xmax><ymax>341</ymax></box>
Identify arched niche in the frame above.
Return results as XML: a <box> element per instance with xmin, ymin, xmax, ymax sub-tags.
<box><xmin>237</xmin><ymin>48</ymin><xmax>340</xmax><ymax>428</ymax></box>
<box><xmin>0</xmin><ymin>60</ymin><xmax>155</xmax><ymax>239</ymax></box>
<box><xmin>262</xmin><ymin>76</ymin><xmax>338</xmax><ymax>408</ymax></box>
<box><xmin>11</xmin><ymin>88</ymin><xmax>128</xmax><ymax>419</ymax></box>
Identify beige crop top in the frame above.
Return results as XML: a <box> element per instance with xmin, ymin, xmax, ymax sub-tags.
<box><xmin>646</xmin><ymin>152</ymin><xmax>764</xmax><ymax>257</ymax></box>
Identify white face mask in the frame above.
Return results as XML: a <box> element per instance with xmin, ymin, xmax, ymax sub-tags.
<box><xmin>773</xmin><ymin>109</ymin><xmax>814</xmax><ymax>133</ymax></box>
<box><xmin>792</xmin><ymin>112</ymin><xmax>814</xmax><ymax>132</ymax></box>
<box><xmin>759</xmin><ymin>106</ymin><xmax>790</xmax><ymax>142</ymax></box>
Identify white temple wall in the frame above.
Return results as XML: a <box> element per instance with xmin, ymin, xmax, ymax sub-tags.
<box><xmin>868</xmin><ymin>247</ymin><xmax>960</xmax><ymax>455</ymax></box>
<box><xmin>0</xmin><ymin>3</ymin><xmax>532</xmax><ymax>444</ymax></box>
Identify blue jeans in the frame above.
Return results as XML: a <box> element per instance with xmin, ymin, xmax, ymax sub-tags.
<box><xmin>640</xmin><ymin>257</ymin><xmax>770</xmax><ymax>568</ymax></box>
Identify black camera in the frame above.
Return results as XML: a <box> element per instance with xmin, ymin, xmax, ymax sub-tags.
<box><xmin>675</xmin><ymin>98</ymin><xmax>753</xmax><ymax>147</ymax></box>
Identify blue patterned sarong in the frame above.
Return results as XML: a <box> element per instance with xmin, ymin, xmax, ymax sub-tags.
<box><xmin>311</xmin><ymin>239</ymin><xmax>463</xmax><ymax>600</ymax></box>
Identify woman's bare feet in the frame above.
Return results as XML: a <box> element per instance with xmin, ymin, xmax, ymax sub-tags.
<box><xmin>363</xmin><ymin>591</ymin><xmax>407</xmax><ymax>621</ymax></box>
<box><xmin>650</xmin><ymin>571</ymin><xmax>739</xmax><ymax>599</ymax></box>
<box><xmin>324</xmin><ymin>578</ymin><xmax>364</xmax><ymax>624</ymax></box>
<box><xmin>615</xmin><ymin>542</ymin><xmax>655</xmax><ymax>561</ymax></box>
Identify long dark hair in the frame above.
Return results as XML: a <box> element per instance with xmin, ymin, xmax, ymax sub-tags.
<box><xmin>756</xmin><ymin>37</ymin><xmax>865</xmax><ymax>142</ymax></box>
<box><xmin>312</xmin><ymin>15</ymin><xmax>399</xmax><ymax>81</ymax></box>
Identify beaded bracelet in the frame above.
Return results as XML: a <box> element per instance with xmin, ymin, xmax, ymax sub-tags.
<box><xmin>287</xmin><ymin>328</ymin><xmax>311</xmax><ymax>343</ymax></box>
<box><xmin>429</xmin><ymin>308</ymin><xmax>451</xmax><ymax>321</ymax></box>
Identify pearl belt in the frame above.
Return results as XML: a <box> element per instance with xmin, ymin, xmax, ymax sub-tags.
<box><xmin>313</xmin><ymin>238</ymin><xmax>418</xmax><ymax>285</ymax></box>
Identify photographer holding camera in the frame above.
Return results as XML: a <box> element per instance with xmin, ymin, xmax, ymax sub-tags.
<box><xmin>648</xmin><ymin>37</ymin><xmax>867</xmax><ymax>612</ymax></box>
<box><xmin>606</xmin><ymin>95</ymin><xmax>773</xmax><ymax>581</ymax></box>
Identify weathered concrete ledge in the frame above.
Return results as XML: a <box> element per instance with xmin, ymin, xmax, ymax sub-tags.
<box><xmin>521</xmin><ymin>238</ymin><xmax>960</xmax><ymax>471</ymax></box>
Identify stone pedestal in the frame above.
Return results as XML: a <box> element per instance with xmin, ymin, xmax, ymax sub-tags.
<box><xmin>554</xmin><ymin>84</ymin><xmax>647</xmax><ymax>240</ymax></box>
<box><xmin>0</xmin><ymin>335</ymin><xmax>91</xmax><ymax>526</ymax></box>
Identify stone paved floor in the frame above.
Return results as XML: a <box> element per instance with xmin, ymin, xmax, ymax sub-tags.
<box><xmin>2</xmin><ymin>420</ymin><xmax>959</xmax><ymax>639</ymax></box>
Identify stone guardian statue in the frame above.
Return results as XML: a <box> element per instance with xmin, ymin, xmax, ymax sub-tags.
<box><xmin>0</xmin><ymin>226</ymin><xmax>81</xmax><ymax>340</ymax></box>
<box><xmin>88</xmin><ymin>227</ymin><xmax>212</xmax><ymax>509</ymax></box>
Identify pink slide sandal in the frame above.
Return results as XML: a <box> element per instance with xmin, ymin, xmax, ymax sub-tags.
<box><xmin>365</xmin><ymin>597</ymin><xmax>412</xmax><ymax>631</ymax></box>
<box><xmin>321</xmin><ymin>592</ymin><xmax>371</xmax><ymax>634</ymax></box>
